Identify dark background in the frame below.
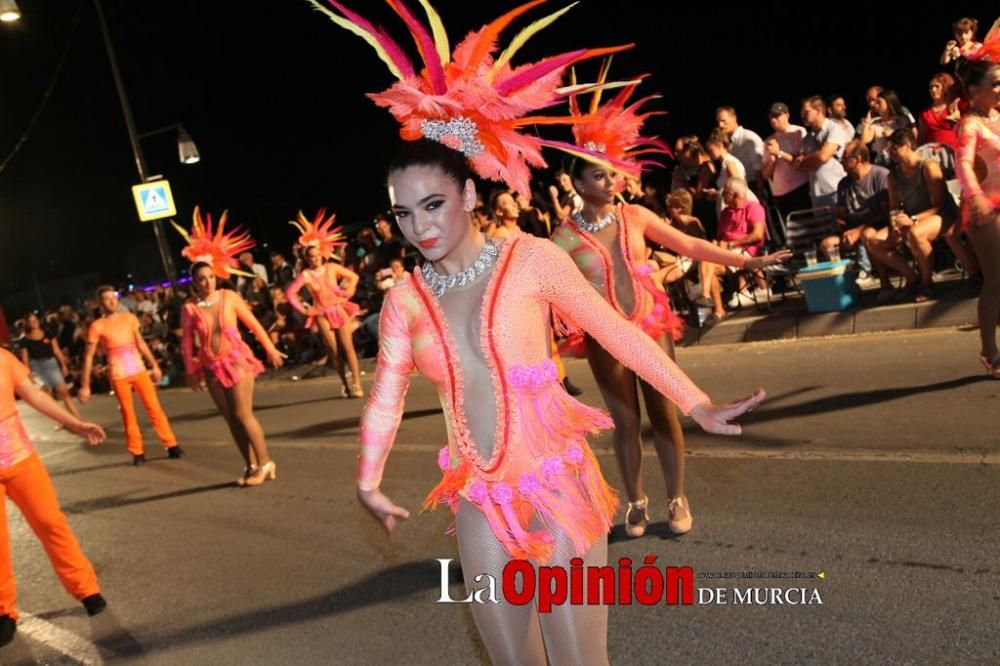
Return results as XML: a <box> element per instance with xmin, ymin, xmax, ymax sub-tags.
<box><xmin>0</xmin><ymin>0</ymin><xmax>991</xmax><ymax>306</ymax></box>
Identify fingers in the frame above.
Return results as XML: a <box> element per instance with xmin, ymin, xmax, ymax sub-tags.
<box><xmin>710</xmin><ymin>422</ymin><xmax>742</xmax><ymax>436</ymax></box>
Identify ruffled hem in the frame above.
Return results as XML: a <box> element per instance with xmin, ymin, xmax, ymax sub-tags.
<box><xmin>310</xmin><ymin>300</ymin><xmax>361</xmax><ymax>329</ymax></box>
<box><xmin>422</xmin><ymin>360</ymin><xmax>618</xmax><ymax>562</ymax></box>
<box><xmin>202</xmin><ymin>334</ymin><xmax>264</xmax><ymax>388</ymax></box>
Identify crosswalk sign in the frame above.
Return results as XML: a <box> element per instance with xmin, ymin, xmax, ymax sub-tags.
<box><xmin>131</xmin><ymin>180</ymin><xmax>177</xmax><ymax>221</ymax></box>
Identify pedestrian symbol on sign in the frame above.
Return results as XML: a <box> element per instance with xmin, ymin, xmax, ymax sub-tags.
<box><xmin>131</xmin><ymin>180</ymin><xmax>177</xmax><ymax>222</ymax></box>
<box><xmin>142</xmin><ymin>187</ymin><xmax>169</xmax><ymax>215</ymax></box>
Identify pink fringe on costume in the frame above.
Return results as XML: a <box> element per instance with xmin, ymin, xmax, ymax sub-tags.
<box><xmin>198</xmin><ymin>328</ymin><xmax>265</xmax><ymax>389</ymax></box>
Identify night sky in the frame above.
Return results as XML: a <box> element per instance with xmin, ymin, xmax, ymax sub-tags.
<box><xmin>0</xmin><ymin>0</ymin><xmax>992</xmax><ymax>312</ymax></box>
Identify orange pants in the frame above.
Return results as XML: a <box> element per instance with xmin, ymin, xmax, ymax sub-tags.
<box><xmin>112</xmin><ymin>372</ymin><xmax>177</xmax><ymax>456</ymax></box>
<box><xmin>0</xmin><ymin>454</ymin><xmax>100</xmax><ymax>620</ymax></box>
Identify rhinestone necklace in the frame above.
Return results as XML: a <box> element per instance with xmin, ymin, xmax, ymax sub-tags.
<box><xmin>420</xmin><ymin>236</ymin><xmax>499</xmax><ymax>297</ymax></box>
<box><xmin>572</xmin><ymin>208</ymin><xmax>617</xmax><ymax>233</ymax></box>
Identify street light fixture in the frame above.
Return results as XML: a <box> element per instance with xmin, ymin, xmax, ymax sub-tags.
<box><xmin>0</xmin><ymin>0</ymin><xmax>21</xmax><ymax>22</ymax></box>
<box><xmin>177</xmin><ymin>126</ymin><xmax>200</xmax><ymax>164</ymax></box>
<box><xmin>139</xmin><ymin>123</ymin><xmax>202</xmax><ymax>166</ymax></box>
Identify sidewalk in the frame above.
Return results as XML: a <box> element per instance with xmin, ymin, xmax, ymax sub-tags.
<box><xmin>683</xmin><ymin>271</ymin><xmax>978</xmax><ymax>347</ymax></box>
<box><xmin>253</xmin><ymin>273</ymin><xmax>980</xmax><ymax>386</ymax></box>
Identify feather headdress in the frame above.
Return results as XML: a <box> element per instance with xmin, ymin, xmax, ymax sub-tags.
<box><xmin>172</xmin><ymin>207</ymin><xmax>255</xmax><ymax>279</ymax></box>
<box><xmin>307</xmin><ymin>0</ymin><xmax>633</xmax><ymax>195</ymax></box>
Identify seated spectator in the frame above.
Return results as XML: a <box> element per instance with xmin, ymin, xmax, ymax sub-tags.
<box><xmin>697</xmin><ymin>178</ymin><xmax>767</xmax><ymax>320</ymax></box>
<box><xmin>659</xmin><ymin>189</ymin><xmax>705</xmax><ymax>284</ymax></box>
<box><xmin>762</xmin><ymin>102</ymin><xmax>811</xmax><ymax>220</ymax></box>
<box><xmin>820</xmin><ymin>141</ymin><xmax>890</xmax><ymax>262</ymax></box>
<box><xmin>918</xmin><ymin>73</ymin><xmax>963</xmax><ymax>149</ymax></box>
<box><xmin>672</xmin><ymin>139</ymin><xmax>718</xmax><ymax>236</ymax></box>
<box><xmin>867</xmin><ymin>129</ymin><xmax>962</xmax><ymax>302</ymax></box>
<box><xmin>665</xmin><ymin>189</ymin><xmax>706</xmax><ymax>239</ymax></box>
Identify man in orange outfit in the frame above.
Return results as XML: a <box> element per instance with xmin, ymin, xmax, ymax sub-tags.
<box><xmin>0</xmin><ymin>347</ymin><xmax>107</xmax><ymax>647</ymax></box>
<box><xmin>79</xmin><ymin>286</ymin><xmax>184</xmax><ymax>465</ymax></box>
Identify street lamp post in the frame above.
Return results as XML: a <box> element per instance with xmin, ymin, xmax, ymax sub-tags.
<box><xmin>92</xmin><ymin>0</ymin><xmax>180</xmax><ymax>288</ymax></box>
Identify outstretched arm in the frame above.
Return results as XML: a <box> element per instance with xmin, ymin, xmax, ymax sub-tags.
<box><xmin>640</xmin><ymin>205</ymin><xmax>789</xmax><ymax>270</ymax></box>
<box><xmin>533</xmin><ymin>238</ymin><xmax>763</xmax><ymax>433</ymax></box>
<box><xmin>16</xmin><ymin>377</ymin><xmax>106</xmax><ymax>444</ymax></box>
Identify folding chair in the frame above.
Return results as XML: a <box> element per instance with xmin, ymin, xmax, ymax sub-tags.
<box><xmin>753</xmin><ymin>206</ymin><xmax>839</xmax><ymax>306</ymax></box>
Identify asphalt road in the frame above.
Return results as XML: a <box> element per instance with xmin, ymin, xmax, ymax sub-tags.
<box><xmin>5</xmin><ymin>327</ymin><xmax>998</xmax><ymax>665</ymax></box>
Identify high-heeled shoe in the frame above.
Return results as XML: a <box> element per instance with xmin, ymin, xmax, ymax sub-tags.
<box><xmin>625</xmin><ymin>496</ymin><xmax>649</xmax><ymax>538</ymax></box>
<box><xmin>244</xmin><ymin>461</ymin><xmax>277</xmax><ymax>486</ymax></box>
<box><xmin>350</xmin><ymin>383</ymin><xmax>364</xmax><ymax>398</ymax></box>
<box><xmin>236</xmin><ymin>465</ymin><xmax>258</xmax><ymax>487</ymax></box>
<box><xmin>979</xmin><ymin>354</ymin><xmax>1000</xmax><ymax>379</ymax></box>
<box><xmin>667</xmin><ymin>496</ymin><xmax>693</xmax><ymax>535</ymax></box>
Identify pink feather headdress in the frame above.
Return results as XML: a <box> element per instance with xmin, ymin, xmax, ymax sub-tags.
<box><xmin>556</xmin><ymin>58</ymin><xmax>671</xmax><ymax>179</ymax></box>
<box><xmin>172</xmin><ymin>207</ymin><xmax>255</xmax><ymax>279</ymax></box>
<box><xmin>290</xmin><ymin>209</ymin><xmax>346</xmax><ymax>259</ymax></box>
<box><xmin>307</xmin><ymin>0</ymin><xmax>633</xmax><ymax>196</ymax></box>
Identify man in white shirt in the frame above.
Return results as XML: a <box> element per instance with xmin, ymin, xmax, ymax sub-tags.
<box><xmin>795</xmin><ymin>96</ymin><xmax>851</xmax><ymax>209</ymax></box>
<box><xmin>716</xmin><ymin>106</ymin><xmax>765</xmax><ymax>190</ymax></box>
<box><xmin>761</xmin><ymin>102</ymin><xmax>811</xmax><ymax>219</ymax></box>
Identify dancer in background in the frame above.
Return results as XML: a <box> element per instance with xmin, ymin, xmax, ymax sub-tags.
<box><xmin>177</xmin><ymin>208</ymin><xmax>286</xmax><ymax>486</ymax></box>
<box><xmin>79</xmin><ymin>287</ymin><xmax>182</xmax><ymax>465</ymax></box>
<box><xmin>285</xmin><ymin>210</ymin><xmax>364</xmax><ymax>397</ymax></box>
<box><xmin>551</xmin><ymin>65</ymin><xmax>788</xmax><ymax>537</ymax></box>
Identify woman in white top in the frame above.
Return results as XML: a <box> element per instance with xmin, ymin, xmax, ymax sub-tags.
<box><xmin>704</xmin><ymin>128</ymin><xmax>759</xmax><ymax>214</ymax></box>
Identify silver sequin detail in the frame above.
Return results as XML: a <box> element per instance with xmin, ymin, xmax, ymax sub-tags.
<box><xmin>420</xmin><ymin>236</ymin><xmax>499</xmax><ymax>297</ymax></box>
<box><xmin>571</xmin><ymin>209</ymin><xmax>617</xmax><ymax>234</ymax></box>
<box><xmin>583</xmin><ymin>141</ymin><xmax>607</xmax><ymax>152</ymax></box>
<box><xmin>419</xmin><ymin>116</ymin><xmax>485</xmax><ymax>158</ymax></box>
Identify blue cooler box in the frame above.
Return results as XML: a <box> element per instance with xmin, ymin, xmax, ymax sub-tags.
<box><xmin>798</xmin><ymin>260</ymin><xmax>858</xmax><ymax>313</ymax></box>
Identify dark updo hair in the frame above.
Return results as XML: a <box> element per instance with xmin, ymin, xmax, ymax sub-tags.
<box><xmin>191</xmin><ymin>261</ymin><xmax>213</xmax><ymax>277</ymax></box>
<box><xmin>958</xmin><ymin>58</ymin><xmax>1000</xmax><ymax>100</ymax></box>
<box><xmin>387</xmin><ymin>138</ymin><xmax>472</xmax><ymax>187</ymax></box>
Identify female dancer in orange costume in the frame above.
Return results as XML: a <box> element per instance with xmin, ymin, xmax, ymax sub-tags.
<box><xmin>550</xmin><ymin>67</ymin><xmax>789</xmax><ymax>537</ymax></box>
<box><xmin>315</xmin><ymin>2</ymin><xmax>765</xmax><ymax>663</ymax></box>
<box><xmin>0</xmin><ymin>347</ymin><xmax>107</xmax><ymax>648</ymax></box>
<box><xmin>176</xmin><ymin>208</ymin><xmax>286</xmax><ymax>486</ymax></box>
<box><xmin>955</xmin><ymin>20</ymin><xmax>1000</xmax><ymax>377</ymax></box>
<box><xmin>285</xmin><ymin>210</ymin><xmax>364</xmax><ymax>397</ymax></box>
